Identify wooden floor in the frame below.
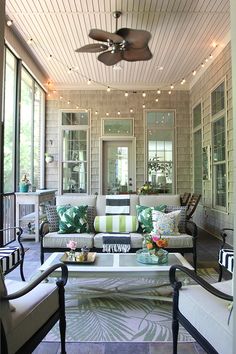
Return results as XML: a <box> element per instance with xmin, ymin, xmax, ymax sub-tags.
<box><xmin>8</xmin><ymin>228</ymin><xmax>229</xmax><ymax>354</ymax></box>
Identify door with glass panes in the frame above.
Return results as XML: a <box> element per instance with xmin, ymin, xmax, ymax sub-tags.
<box><xmin>102</xmin><ymin>141</ymin><xmax>135</xmax><ymax>194</ymax></box>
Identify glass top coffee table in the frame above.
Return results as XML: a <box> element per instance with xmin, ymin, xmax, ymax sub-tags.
<box><xmin>39</xmin><ymin>252</ymin><xmax>193</xmax><ymax>301</ymax></box>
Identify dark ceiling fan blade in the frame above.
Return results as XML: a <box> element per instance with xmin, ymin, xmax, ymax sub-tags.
<box><xmin>97</xmin><ymin>51</ymin><xmax>122</xmax><ymax>66</ymax></box>
<box><xmin>122</xmin><ymin>47</ymin><xmax>153</xmax><ymax>62</ymax></box>
<box><xmin>116</xmin><ymin>28</ymin><xmax>151</xmax><ymax>48</ymax></box>
<box><xmin>75</xmin><ymin>43</ymin><xmax>108</xmax><ymax>53</ymax></box>
<box><xmin>89</xmin><ymin>29</ymin><xmax>123</xmax><ymax>43</ymax></box>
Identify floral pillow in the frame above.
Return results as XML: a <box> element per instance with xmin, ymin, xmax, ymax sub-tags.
<box><xmin>136</xmin><ymin>204</ymin><xmax>166</xmax><ymax>233</ymax></box>
<box><xmin>152</xmin><ymin>210</ymin><xmax>181</xmax><ymax>236</ymax></box>
<box><xmin>57</xmin><ymin>205</ymin><xmax>88</xmax><ymax>234</ymax></box>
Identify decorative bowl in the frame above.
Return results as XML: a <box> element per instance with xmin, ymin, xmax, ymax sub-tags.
<box><xmin>136</xmin><ymin>248</ymin><xmax>168</xmax><ymax>265</ymax></box>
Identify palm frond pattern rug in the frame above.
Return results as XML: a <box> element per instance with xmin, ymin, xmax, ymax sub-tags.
<box><xmin>45</xmin><ymin>268</ymin><xmax>218</xmax><ymax>343</ymax></box>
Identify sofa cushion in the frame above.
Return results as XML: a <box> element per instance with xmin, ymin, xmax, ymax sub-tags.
<box><xmin>94</xmin><ymin>232</ymin><xmax>143</xmax><ymax>249</ymax></box>
<box><xmin>56</xmin><ymin>195</ymin><xmax>97</xmax><ymax>206</ymax></box>
<box><xmin>179</xmin><ymin>280</ymin><xmax>232</xmax><ymax>354</ymax></box>
<box><xmin>165</xmin><ymin>205</ymin><xmax>187</xmax><ymax>233</ymax></box>
<box><xmin>96</xmin><ymin>195</ymin><xmax>139</xmax><ymax>216</ymax></box>
<box><xmin>139</xmin><ymin>194</ymin><xmax>180</xmax><ymax>207</ymax></box>
<box><xmin>94</xmin><ymin>215</ymin><xmax>138</xmax><ymax>233</ymax></box>
<box><xmin>57</xmin><ymin>205</ymin><xmax>88</xmax><ymax>234</ymax></box>
<box><xmin>164</xmin><ymin>234</ymin><xmax>193</xmax><ymax>248</ymax></box>
<box><xmin>152</xmin><ymin>210</ymin><xmax>181</xmax><ymax>235</ymax></box>
<box><xmin>42</xmin><ymin>232</ymin><xmax>95</xmax><ymax>249</ymax></box>
<box><xmin>136</xmin><ymin>205</ymin><xmax>166</xmax><ymax>233</ymax></box>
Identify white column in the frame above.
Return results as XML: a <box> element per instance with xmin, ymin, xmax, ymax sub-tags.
<box><xmin>0</xmin><ymin>0</ymin><xmax>5</xmax><ymax>202</ymax></box>
<box><xmin>230</xmin><ymin>1</ymin><xmax>236</xmax><ymax>353</ymax></box>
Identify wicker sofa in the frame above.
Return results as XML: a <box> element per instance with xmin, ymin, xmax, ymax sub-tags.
<box><xmin>40</xmin><ymin>194</ymin><xmax>198</xmax><ymax>268</ymax></box>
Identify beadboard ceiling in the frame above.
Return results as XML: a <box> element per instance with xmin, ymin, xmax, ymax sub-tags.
<box><xmin>5</xmin><ymin>0</ymin><xmax>231</xmax><ymax>91</ymax></box>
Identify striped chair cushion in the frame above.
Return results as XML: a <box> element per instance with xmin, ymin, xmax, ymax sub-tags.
<box><xmin>0</xmin><ymin>247</ymin><xmax>22</xmax><ymax>274</ymax></box>
<box><xmin>218</xmin><ymin>249</ymin><xmax>234</xmax><ymax>273</ymax></box>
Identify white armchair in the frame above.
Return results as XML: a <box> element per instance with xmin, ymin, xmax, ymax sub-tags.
<box><xmin>169</xmin><ymin>264</ymin><xmax>233</xmax><ymax>354</ymax></box>
<box><xmin>0</xmin><ymin>262</ymin><xmax>68</xmax><ymax>354</ymax></box>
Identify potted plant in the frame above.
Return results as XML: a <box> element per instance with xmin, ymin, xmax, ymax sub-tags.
<box><xmin>19</xmin><ymin>174</ymin><xmax>31</xmax><ymax>192</ymax></box>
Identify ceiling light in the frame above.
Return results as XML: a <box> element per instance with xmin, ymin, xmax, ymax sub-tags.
<box><xmin>125</xmin><ymin>92</ymin><xmax>129</xmax><ymax>97</ymax></box>
<box><xmin>142</xmin><ymin>92</ymin><xmax>146</xmax><ymax>97</ymax></box>
<box><xmin>170</xmin><ymin>84</ymin><xmax>174</xmax><ymax>89</ymax></box>
<box><xmin>157</xmin><ymin>89</ymin><xmax>161</xmax><ymax>94</ymax></box>
<box><xmin>181</xmin><ymin>78</ymin><xmax>186</xmax><ymax>85</ymax></box>
<box><xmin>130</xmin><ymin>108</ymin><xmax>133</xmax><ymax>113</ymax></box>
<box><xmin>155</xmin><ymin>98</ymin><xmax>159</xmax><ymax>102</ymax></box>
<box><xmin>87</xmin><ymin>79</ymin><xmax>92</xmax><ymax>85</ymax></box>
<box><xmin>107</xmin><ymin>86</ymin><xmax>111</xmax><ymax>92</ymax></box>
<box><xmin>192</xmin><ymin>70</ymin><xmax>197</xmax><ymax>76</ymax></box>
<box><xmin>168</xmin><ymin>90</ymin><xmax>172</xmax><ymax>95</ymax></box>
<box><xmin>95</xmin><ymin>111</ymin><xmax>98</xmax><ymax>115</ymax></box>
<box><xmin>142</xmin><ymin>104</ymin><xmax>146</xmax><ymax>108</ymax></box>
<box><xmin>209</xmin><ymin>53</ymin><xmax>213</xmax><ymax>59</ymax></box>
<box><xmin>212</xmin><ymin>42</ymin><xmax>217</xmax><ymax>48</ymax></box>
<box><xmin>76</xmin><ymin>105</ymin><xmax>79</xmax><ymax>109</ymax></box>
<box><xmin>106</xmin><ymin>112</ymin><xmax>109</xmax><ymax>116</ymax></box>
<box><xmin>205</xmin><ymin>58</ymin><xmax>208</xmax><ymax>63</ymax></box>
<box><xmin>59</xmin><ymin>96</ymin><xmax>63</xmax><ymax>100</ymax></box>
<box><xmin>201</xmin><ymin>63</ymin><xmax>205</xmax><ymax>67</ymax></box>
<box><xmin>67</xmin><ymin>100</ymin><xmax>70</xmax><ymax>104</ymax></box>
<box><xmin>117</xmin><ymin>111</ymin><xmax>121</xmax><ymax>115</ymax></box>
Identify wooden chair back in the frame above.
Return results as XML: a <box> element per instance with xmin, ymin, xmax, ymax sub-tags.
<box><xmin>186</xmin><ymin>194</ymin><xmax>201</xmax><ymax>219</ymax></box>
<box><xmin>180</xmin><ymin>192</ymin><xmax>191</xmax><ymax>206</ymax></box>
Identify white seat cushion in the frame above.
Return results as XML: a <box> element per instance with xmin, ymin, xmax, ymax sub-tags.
<box><xmin>165</xmin><ymin>234</ymin><xmax>193</xmax><ymax>248</ymax></box>
<box><xmin>178</xmin><ymin>280</ymin><xmax>233</xmax><ymax>354</ymax></box>
<box><xmin>94</xmin><ymin>232</ymin><xmax>143</xmax><ymax>249</ymax></box>
<box><xmin>43</xmin><ymin>232</ymin><xmax>95</xmax><ymax>248</ymax></box>
<box><xmin>5</xmin><ymin>279</ymin><xmax>59</xmax><ymax>354</ymax></box>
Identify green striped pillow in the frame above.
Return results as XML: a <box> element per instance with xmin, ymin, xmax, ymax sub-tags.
<box><xmin>94</xmin><ymin>215</ymin><xmax>138</xmax><ymax>233</ymax></box>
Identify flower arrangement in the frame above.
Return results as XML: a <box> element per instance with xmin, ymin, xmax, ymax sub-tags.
<box><xmin>138</xmin><ymin>181</ymin><xmax>157</xmax><ymax>195</ymax></box>
<box><xmin>19</xmin><ymin>174</ymin><xmax>31</xmax><ymax>192</ymax></box>
<box><xmin>143</xmin><ymin>228</ymin><xmax>168</xmax><ymax>253</ymax></box>
<box><xmin>66</xmin><ymin>240</ymin><xmax>77</xmax><ymax>251</ymax></box>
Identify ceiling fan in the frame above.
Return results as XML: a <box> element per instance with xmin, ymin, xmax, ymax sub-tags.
<box><xmin>75</xmin><ymin>11</ymin><xmax>152</xmax><ymax>66</ymax></box>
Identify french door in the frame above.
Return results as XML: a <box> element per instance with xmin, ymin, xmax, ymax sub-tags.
<box><xmin>101</xmin><ymin>139</ymin><xmax>136</xmax><ymax>194</ymax></box>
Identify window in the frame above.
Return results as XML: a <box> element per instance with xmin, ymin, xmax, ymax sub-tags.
<box><xmin>19</xmin><ymin>68</ymin><xmax>45</xmax><ymax>188</ymax></box>
<box><xmin>212</xmin><ymin>117</ymin><xmax>226</xmax><ymax>208</ymax></box>
<box><xmin>60</xmin><ymin>111</ymin><xmax>89</xmax><ymax>194</ymax></box>
<box><xmin>3</xmin><ymin>49</ymin><xmax>17</xmax><ymax>193</ymax></box>
<box><xmin>211</xmin><ymin>82</ymin><xmax>225</xmax><ymax>116</ymax></box>
<box><xmin>192</xmin><ymin>103</ymin><xmax>202</xmax><ymax>195</ymax></box>
<box><xmin>146</xmin><ymin>111</ymin><xmax>174</xmax><ymax>194</ymax></box>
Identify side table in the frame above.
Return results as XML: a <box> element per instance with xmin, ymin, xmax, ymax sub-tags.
<box><xmin>15</xmin><ymin>189</ymin><xmax>57</xmax><ymax>242</ymax></box>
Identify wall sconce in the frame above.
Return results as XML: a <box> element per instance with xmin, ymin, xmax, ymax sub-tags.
<box><xmin>45</xmin><ymin>153</ymin><xmax>54</xmax><ymax>163</ymax></box>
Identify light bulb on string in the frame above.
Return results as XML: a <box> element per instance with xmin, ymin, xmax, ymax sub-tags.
<box><xmin>155</xmin><ymin>98</ymin><xmax>159</xmax><ymax>102</ymax></box>
<box><xmin>142</xmin><ymin>92</ymin><xmax>146</xmax><ymax>97</ymax></box>
<box><xmin>107</xmin><ymin>86</ymin><xmax>111</xmax><ymax>92</ymax></box>
<box><xmin>170</xmin><ymin>84</ymin><xmax>174</xmax><ymax>89</ymax></box>
<box><xmin>87</xmin><ymin>79</ymin><xmax>92</xmax><ymax>85</ymax></box>
<box><xmin>125</xmin><ymin>92</ymin><xmax>129</xmax><ymax>97</ymax></box>
<box><xmin>157</xmin><ymin>89</ymin><xmax>161</xmax><ymax>94</ymax></box>
<box><xmin>192</xmin><ymin>70</ymin><xmax>197</xmax><ymax>76</ymax></box>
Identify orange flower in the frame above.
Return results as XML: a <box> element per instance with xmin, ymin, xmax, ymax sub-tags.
<box><xmin>146</xmin><ymin>243</ymin><xmax>153</xmax><ymax>249</ymax></box>
<box><xmin>156</xmin><ymin>239</ymin><xmax>168</xmax><ymax>248</ymax></box>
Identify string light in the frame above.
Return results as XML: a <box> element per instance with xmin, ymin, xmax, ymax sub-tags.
<box><xmin>124</xmin><ymin>91</ymin><xmax>129</xmax><ymax>97</ymax></box>
<box><xmin>181</xmin><ymin>78</ymin><xmax>186</xmax><ymax>85</ymax></box>
<box><xmin>67</xmin><ymin>100</ymin><xmax>70</xmax><ymax>104</ymax></box>
<box><xmin>142</xmin><ymin>92</ymin><xmax>146</xmax><ymax>97</ymax></box>
<box><xmin>107</xmin><ymin>86</ymin><xmax>111</xmax><ymax>92</ymax></box>
<box><xmin>27</xmin><ymin>38</ymin><xmax>33</xmax><ymax>44</ymax></box>
<box><xmin>201</xmin><ymin>63</ymin><xmax>205</xmax><ymax>67</ymax></box>
<box><xmin>142</xmin><ymin>104</ymin><xmax>146</xmax><ymax>108</ymax></box>
<box><xmin>95</xmin><ymin>111</ymin><xmax>98</xmax><ymax>115</ymax></box>
<box><xmin>192</xmin><ymin>70</ymin><xmax>197</xmax><ymax>76</ymax></box>
<box><xmin>155</xmin><ymin>98</ymin><xmax>159</xmax><ymax>102</ymax></box>
<box><xmin>170</xmin><ymin>84</ymin><xmax>174</xmax><ymax>89</ymax></box>
<box><xmin>47</xmin><ymin>54</ymin><xmax>53</xmax><ymax>60</ymax></box>
<box><xmin>6</xmin><ymin>19</ymin><xmax>13</xmax><ymax>26</ymax></box>
<box><xmin>130</xmin><ymin>108</ymin><xmax>133</xmax><ymax>113</ymax></box>
<box><xmin>106</xmin><ymin>112</ymin><xmax>109</xmax><ymax>116</ymax></box>
<box><xmin>87</xmin><ymin>79</ymin><xmax>92</xmax><ymax>85</ymax></box>
<box><xmin>117</xmin><ymin>111</ymin><xmax>120</xmax><ymax>115</ymax></box>
<box><xmin>168</xmin><ymin>90</ymin><xmax>172</xmax><ymax>95</ymax></box>
<box><xmin>157</xmin><ymin>89</ymin><xmax>161</xmax><ymax>94</ymax></box>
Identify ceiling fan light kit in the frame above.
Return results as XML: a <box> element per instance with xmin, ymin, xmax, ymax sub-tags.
<box><xmin>75</xmin><ymin>11</ymin><xmax>153</xmax><ymax>66</ymax></box>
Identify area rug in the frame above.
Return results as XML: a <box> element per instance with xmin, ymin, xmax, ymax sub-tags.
<box><xmin>44</xmin><ymin>268</ymin><xmax>218</xmax><ymax>343</ymax></box>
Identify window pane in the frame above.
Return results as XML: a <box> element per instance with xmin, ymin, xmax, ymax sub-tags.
<box><xmin>33</xmin><ymin>84</ymin><xmax>44</xmax><ymax>188</ymax></box>
<box><xmin>62</xmin><ymin>111</ymin><xmax>88</xmax><ymax>125</ymax></box>
<box><xmin>19</xmin><ymin>69</ymin><xmax>33</xmax><ymax>183</ymax></box>
<box><xmin>214</xmin><ymin>163</ymin><xmax>226</xmax><ymax>207</ymax></box>
<box><xmin>193</xmin><ymin>103</ymin><xmax>201</xmax><ymax>128</ymax></box>
<box><xmin>213</xmin><ymin>117</ymin><xmax>225</xmax><ymax>162</ymax></box>
<box><xmin>147</xmin><ymin>111</ymin><xmax>174</xmax><ymax>193</ymax></box>
<box><xmin>211</xmin><ymin>82</ymin><xmax>225</xmax><ymax>116</ymax></box>
<box><xmin>193</xmin><ymin>130</ymin><xmax>202</xmax><ymax>195</ymax></box>
<box><xmin>62</xmin><ymin>162</ymin><xmax>87</xmax><ymax>193</ymax></box>
<box><xmin>3</xmin><ymin>49</ymin><xmax>17</xmax><ymax>193</ymax></box>
<box><xmin>62</xmin><ymin>130</ymin><xmax>87</xmax><ymax>161</ymax></box>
